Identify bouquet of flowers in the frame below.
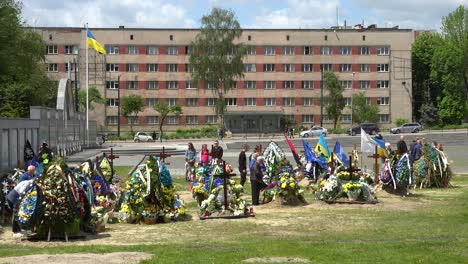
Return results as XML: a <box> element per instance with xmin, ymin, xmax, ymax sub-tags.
<box><xmin>199</xmin><ymin>177</ymin><xmax>248</xmax><ymax>217</ymax></box>
<box><xmin>342</xmin><ymin>182</ymin><xmax>362</xmax><ymax>200</ymax></box>
<box><xmin>315</xmin><ymin>175</ymin><xmax>342</xmax><ymax>202</ymax></box>
<box><xmin>336</xmin><ymin>171</ymin><xmax>360</xmax><ymax>181</ymax></box>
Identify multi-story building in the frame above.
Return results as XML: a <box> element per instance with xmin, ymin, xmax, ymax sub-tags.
<box><xmin>37</xmin><ymin>26</ymin><xmax>414</xmax><ymax>133</ymax></box>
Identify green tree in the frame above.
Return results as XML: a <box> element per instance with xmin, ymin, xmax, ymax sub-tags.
<box><xmin>78</xmin><ymin>86</ymin><xmax>104</xmax><ymax>112</ymax></box>
<box><xmin>351</xmin><ymin>92</ymin><xmax>379</xmax><ymax>125</ymax></box>
<box><xmin>0</xmin><ymin>0</ymin><xmax>56</xmax><ymax>117</ymax></box>
<box><xmin>120</xmin><ymin>95</ymin><xmax>144</xmax><ymax>134</ymax></box>
<box><xmin>154</xmin><ymin>102</ymin><xmax>182</xmax><ymax>142</ymax></box>
<box><xmin>189</xmin><ymin>8</ymin><xmax>246</xmax><ymax>126</ymax></box>
<box><xmin>323</xmin><ymin>72</ymin><xmax>345</xmax><ymax>129</ymax></box>
<box><xmin>419</xmin><ymin>97</ymin><xmax>439</xmax><ymax>127</ymax></box>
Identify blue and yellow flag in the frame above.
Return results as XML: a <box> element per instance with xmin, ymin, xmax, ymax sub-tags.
<box><xmin>314</xmin><ymin>133</ymin><xmax>330</xmax><ymax>161</ymax></box>
<box><xmin>87</xmin><ymin>29</ymin><xmax>106</xmax><ymax>54</ymax></box>
<box><xmin>372</xmin><ymin>136</ymin><xmax>388</xmax><ymax>158</ymax></box>
<box><xmin>333</xmin><ymin>141</ymin><xmax>350</xmax><ymax>168</ymax></box>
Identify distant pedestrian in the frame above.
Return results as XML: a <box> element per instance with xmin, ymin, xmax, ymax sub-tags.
<box><xmin>238</xmin><ymin>144</ymin><xmax>249</xmax><ymax>186</ymax></box>
<box><xmin>250</xmin><ymin>156</ymin><xmax>265</xmax><ymax>205</ymax></box>
<box><xmin>152</xmin><ymin>131</ymin><xmax>157</xmax><ymax>142</ymax></box>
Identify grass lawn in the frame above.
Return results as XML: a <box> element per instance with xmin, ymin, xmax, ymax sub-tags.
<box><xmin>1</xmin><ymin>169</ymin><xmax>467</xmax><ymax>263</ymax></box>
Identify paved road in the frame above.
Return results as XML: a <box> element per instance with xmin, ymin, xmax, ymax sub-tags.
<box><xmin>66</xmin><ymin>130</ymin><xmax>468</xmax><ymax>176</ymax></box>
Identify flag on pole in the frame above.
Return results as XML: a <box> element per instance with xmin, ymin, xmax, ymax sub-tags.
<box><xmin>301</xmin><ymin>139</ymin><xmax>314</xmax><ymax>162</ymax></box>
<box><xmin>372</xmin><ymin>136</ymin><xmax>388</xmax><ymax>158</ymax></box>
<box><xmin>87</xmin><ymin>29</ymin><xmax>107</xmax><ymax>54</ymax></box>
<box><xmin>361</xmin><ymin>128</ymin><xmax>377</xmax><ymax>153</ymax></box>
<box><xmin>284</xmin><ymin>134</ymin><xmax>301</xmax><ymax>165</ymax></box>
<box><xmin>333</xmin><ymin>141</ymin><xmax>349</xmax><ymax>167</ymax></box>
<box><xmin>315</xmin><ymin>133</ymin><xmax>331</xmax><ymax>161</ymax></box>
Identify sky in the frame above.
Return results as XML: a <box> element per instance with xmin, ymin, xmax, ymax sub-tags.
<box><xmin>20</xmin><ymin>0</ymin><xmax>467</xmax><ymax>30</ymax></box>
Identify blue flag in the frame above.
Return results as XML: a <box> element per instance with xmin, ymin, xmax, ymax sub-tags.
<box><xmin>301</xmin><ymin>139</ymin><xmax>314</xmax><ymax>162</ymax></box>
<box><xmin>333</xmin><ymin>141</ymin><xmax>349</xmax><ymax>168</ymax></box>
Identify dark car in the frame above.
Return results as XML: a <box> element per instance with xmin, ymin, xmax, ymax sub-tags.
<box><xmin>347</xmin><ymin>123</ymin><xmax>379</xmax><ymax>136</ymax></box>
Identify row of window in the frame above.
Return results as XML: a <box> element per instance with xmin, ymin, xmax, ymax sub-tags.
<box><xmin>107</xmin><ymin>96</ymin><xmax>391</xmax><ymax>108</ymax></box>
<box><xmin>104</xmin><ymin>79</ymin><xmax>390</xmax><ymax>90</ymax></box>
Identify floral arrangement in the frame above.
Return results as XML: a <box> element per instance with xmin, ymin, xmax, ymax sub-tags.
<box><xmin>262</xmin><ymin>142</ymin><xmax>285</xmax><ymax>184</ymax></box>
<box><xmin>316</xmin><ymin>175</ymin><xmax>342</xmax><ymax>201</ymax></box>
<box><xmin>17</xmin><ymin>186</ymin><xmax>44</xmax><ymax>229</ymax></box>
<box><xmin>316</xmin><ymin>174</ymin><xmax>377</xmax><ymax>203</ymax></box>
<box><xmin>336</xmin><ymin>171</ymin><xmax>360</xmax><ymax>181</ymax></box>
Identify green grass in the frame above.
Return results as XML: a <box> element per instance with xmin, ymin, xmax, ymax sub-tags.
<box><xmin>1</xmin><ymin>175</ymin><xmax>467</xmax><ymax>263</ymax></box>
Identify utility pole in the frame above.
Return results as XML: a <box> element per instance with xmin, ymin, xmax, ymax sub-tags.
<box><xmin>74</xmin><ymin>58</ymin><xmax>79</xmax><ymax>112</ymax></box>
<box><xmin>320</xmin><ymin>65</ymin><xmax>324</xmax><ymax>127</ymax></box>
<box><xmin>117</xmin><ymin>74</ymin><xmax>121</xmax><ymax>137</ymax></box>
<box><xmin>351</xmin><ymin>72</ymin><xmax>355</xmax><ymax>126</ymax></box>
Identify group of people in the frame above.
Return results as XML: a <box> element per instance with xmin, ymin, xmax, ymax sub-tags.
<box><xmin>385</xmin><ymin>135</ymin><xmax>445</xmax><ymax>167</ymax></box>
<box><xmin>238</xmin><ymin>144</ymin><xmax>267</xmax><ymax>205</ymax></box>
<box><xmin>184</xmin><ymin>140</ymin><xmax>224</xmax><ymax>181</ymax></box>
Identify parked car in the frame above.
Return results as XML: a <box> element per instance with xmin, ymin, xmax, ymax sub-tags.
<box><xmin>133</xmin><ymin>132</ymin><xmax>153</xmax><ymax>142</ymax></box>
<box><xmin>347</xmin><ymin>123</ymin><xmax>380</xmax><ymax>136</ymax></box>
<box><xmin>300</xmin><ymin>126</ymin><xmax>328</xmax><ymax>137</ymax></box>
<box><xmin>390</xmin><ymin>123</ymin><xmax>422</xmax><ymax>134</ymax></box>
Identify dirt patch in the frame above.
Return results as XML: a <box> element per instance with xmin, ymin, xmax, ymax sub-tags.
<box><xmin>0</xmin><ymin>252</ymin><xmax>152</xmax><ymax>264</ymax></box>
<box><xmin>243</xmin><ymin>257</ymin><xmax>310</xmax><ymax>263</ymax></box>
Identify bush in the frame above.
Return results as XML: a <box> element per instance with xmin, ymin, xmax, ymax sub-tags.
<box><xmin>328</xmin><ymin>128</ymin><xmax>347</xmax><ymax>134</ymax></box>
<box><xmin>395</xmin><ymin>118</ymin><xmax>409</xmax><ymax>127</ymax></box>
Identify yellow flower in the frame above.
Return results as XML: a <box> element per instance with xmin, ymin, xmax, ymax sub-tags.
<box><xmin>281</xmin><ymin>182</ymin><xmax>287</xmax><ymax>189</ymax></box>
<box><xmin>229</xmin><ymin>180</ymin><xmax>235</xmax><ymax>185</ymax></box>
<box><xmin>320</xmin><ymin>180</ymin><xmax>327</xmax><ymax>187</ymax></box>
<box><xmin>280</xmin><ymin>177</ymin><xmax>286</xmax><ymax>182</ymax></box>
<box><xmin>289</xmin><ymin>182</ymin><xmax>295</xmax><ymax>188</ymax></box>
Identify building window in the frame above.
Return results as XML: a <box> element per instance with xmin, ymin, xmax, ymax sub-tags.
<box><xmin>147</xmin><ymin>46</ymin><xmax>158</xmax><ymax>55</ymax></box>
<box><xmin>127</xmin><ymin>81</ymin><xmax>138</xmax><ymax>89</ymax></box>
<box><xmin>377</xmin><ymin>97</ymin><xmax>390</xmax><ymax>105</ymax></box>
<box><xmin>245</xmin><ymin>98</ymin><xmax>256</xmax><ymax>106</ymax></box>
<box><xmin>302</xmin><ymin>97</ymin><xmax>313</xmax><ymax>106</ymax></box>
<box><xmin>320</xmin><ymin>46</ymin><xmax>331</xmax><ymax>55</ymax></box>
<box><xmin>166</xmin><ymin>116</ymin><xmax>178</xmax><ymax>124</ymax></box>
<box><xmin>264</xmin><ymin>81</ymin><xmax>276</xmax><ymax>89</ymax></box>
<box><xmin>106</xmin><ymin>45</ymin><xmax>119</xmax><ymax>54</ymax></box>
<box><xmin>166</xmin><ymin>81</ymin><xmax>178</xmax><ymax>89</ymax></box>
<box><xmin>186</xmin><ymin>116</ymin><xmax>198</xmax><ymax>125</ymax></box>
<box><xmin>205</xmin><ymin>115</ymin><xmax>217</xmax><ymax>124</ymax></box>
<box><xmin>106</xmin><ymin>81</ymin><xmax>119</xmax><ymax>89</ymax></box>
<box><xmin>186</xmin><ymin>98</ymin><xmax>198</xmax><ymax>106</ymax></box>
<box><xmin>283</xmin><ymin>97</ymin><xmax>294</xmax><ymax>106</ymax></box>
<box><xmin>265</xmin><ymin>98</ymin><xmax>276</xmax><ymax>106</ymax></box>
<box><xmin>360</xmin><ymin>64</ymin><xmax>370</xmax><ymax>72</ymax></box>
<box><xmin>65</xmin><ymin>45</ymin><xmax>78</xmax><ymax>54</ymax></box>
<box><xmin>65</xmin><ymin>62</ymin><xmax>78</xmax><ymax>72</ymax></box>
<box><xmin>146</xmin><ymin>64</ymin><xmax>158</xmax><ymax>72</ymax></box>
<box><xmin>126</xmin><ymin>63</ymin><xmax>138</xmax><ymax>72</ymax></box>
<box><xmin>359</xmin><ymin>46</ymin><xmax>369</xmax><ymax>55</ymax></box>
<box><xmin>107</xmin><ymin>98</ymin><xmax>119</xmax><ymax>107</ymax></box>
<box><xmin>205</xmin><ymin>82</ymin><xmax>215</xmax><ymax>90</ymax></box>
<box><xmin>167</xmin><ymin>98</ymin><xmax>178</xmax><ymax>106</ymax></box>
<box><xmin>321</xmin><ymin>64</ymin><xmax>332</xmax><ymax>72</ymax></box>
<box><xmin>226</xmin><ymin>98</ymin><xmax>237</xmax><ymax>106</ymax></box>
<box><xmin>377</xmin><ymin>46</ymin><xmax>390</xmax><ymax>55</ymax></box>
<box><xmin>302</xmin><ymin>64</ymin><xmax>312</xmax><ymax>72</ymax></box>
<box><xmin>340</xmin><ymin>47</ymin><xmax>351</xmax><ymax>55</ymax></box>
<box><xmin>264</xmin><ymin>64</ymin><xmax>275</xmax><ymax>72</ymax></box>
<box><xmin>127</xmin><ymin>46</ymin><xmax>138</xmax><ymax>54</ymax></box>
<box><xmin>323</xmin><ymin>115</ymin><xmax>332</xmax><ymax>124</ymax></box>
<box><xmin>283</xmin><ymin>46</ymin><xmax>294</xmax><ymax>55</ymax></box>
<box><xmin>344</xmin><ymin>97</ymin><xmax>352</xmax><ymax>106</ymax></box>
<box><xmin>47</xmin><ymin>63</ymin><xmax>58</xmax><ymax>72</ymax></box>
<box><xmin>46</xmin><ymin>45</ymin><xmax>58</xmax><ymax>54</ymax></box>
<box><xmin>167</xmin><ymin>46</ymin><xmax>178</xmax><ymax>55</ymax></box>
<box><xmin>244</xmin><ymin>64</ymin><xmax>256</xmax><ymax>72</ymax></box>
<box><xmin>106</xmin><ymin>63</ymin><xmax>119</xmax><ymax>72</ymax></box>
<box><xmin>169</xmin><ymin>35</ymin><xmax>174</xmax><ymax>41</ymax></box>
<box><xmin>303</xmin><ymin>46</ymin><xmax>312</xmax><ymax>55</ymax></box>
<box><xmin>207</xmin><ymin>98</ymin><xmax>217</xmax><ymax>106</ymax></box>
<box><xmin>166</xmin><ymin>64</ymin><xmax>178</xmax><ymax>72</ymax></box>
<box><xmin>244</xmin><ymin>81</ymin><xmax>256</xmax><ymax>89</ymax></box>
<box><xmin>341</xmin><ymin>114</ymin><xmax>351</xmax><ymax>123</ymax></box>
<box><xmin>379</xmin><ymin>114</ymin><xmax>390</xmax><ymax>123</ymax></box>
<box><xmin>340</xmin><ymin>64</ymin><xmax>352</xmax><ymax>72</ymax></box>
<box><xmin>185</xmin><ymin>46</ymin><xmax>193</xmax><ymax>55</ymax></box>
<box><xmin>106</xmin><ymin>116</ymin><xmax>118</xmax><ymax>125</ymax></box>
<box><xmin>185</xmin><ymin>80</ymin><xmax>197</xmax><ymax>89</ymax></box>
<box><xmin>377</xmin><ymin>80</ymin><xmax>389</xmax><ymax>88</ymax></box>
<box><xmin>359</xmin><ymin>80</ymin><xmax>370</xmax><ymax>89</ymax></box>
<box><xmin>265</xmin><ymin>46</ymin><xmax>275</xmax><ymax>55</ymax></box>
<box><xmin>377</xmin><ymin>64</ymin><xmax>389</xmax><ymax>72</ymax></box>
<box><xmin>302</xmin><ymin>81</ymin><xmax>313</xmax><ymax>89</ymax></box>
<box><xmin>146</xmin><ymin>98</ymin><xmax>158</xmax><ymax>107</ymax></box>
<box><xmin>283</xmin><ymin>81</ymin><xmax>294</xmax><ymax>89</ymax></box>
<box><xmin>302</xmin><ymin>115</ymin><xmax>313</xmax><ymax>123</ymax></box>
<box><xmin>340</xmin><ymin>80</ymin><xmax>352</xmax><ymax>89</ymax></box>
<box><xmin>366</xmin><ymin>97</ymin><xmax>371</xmax><ymax>105</ymax></box>
<box><xmin>247</xmin><ymin>46</ymin><xmax>256</xmax><ymax>55</ymax></box>
<box><xmin>147</xmin><ymin>116</ymin><xmax>159</xmax><ymax>124</ymax></box>
<box><xmin>146</xmin><ymin>81</ymin><xmax>158</xmax><ymax>90</ymax></box>
<box><xmin>283</xmin><ymin>64</ymin><xmax>294</xmax><ymax>72</ymax></box>
<box><xmin>127</xmin><ymin>116</ymin><xmax>139</xmax><ymax>125</ymax></box>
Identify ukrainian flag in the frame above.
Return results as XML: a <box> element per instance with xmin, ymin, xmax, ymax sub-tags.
<box><xmin>372</xmin><ymin>136</ymin><xmax>388</xmax><ymax>158</ymax></box>
<box><xmin>87</xmin><ymin>29</ymin><xmax>106</xmax><ymax>54</ymax></box>
<box><xmin>314</xmin><ymin>133</ymin><xmax>331</xmax><ymax>161</ymax></box>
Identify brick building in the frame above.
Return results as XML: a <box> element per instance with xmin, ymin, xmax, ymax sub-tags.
<box><xmin>37</xmin><ymin>26</ymin><xmax>414</xmax><ymax>133</ymax></box>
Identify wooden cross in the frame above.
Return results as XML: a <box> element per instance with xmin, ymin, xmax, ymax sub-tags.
<box><xmin>106</xmin><ymin>148</ymin><xmax>119</xmax><ymax>177</ymax></box>
<box><xmin>159</xmin><ymin>146</ymin><xmax>171</xmax><ymax>165</ymax></box>
<box><xmin>346</xmin><ymin>154</ymin><xmax>361</xmax><ymax>180</ymax></box>
<box><xmin>367</xmin><ymin>145</ymin><xmax>381</xmax><ymax>183</ymax></box>
<box><xmin>212</xmin><ymin>161</ymin><xmax>236</xmax><ymax>210</ymax></box>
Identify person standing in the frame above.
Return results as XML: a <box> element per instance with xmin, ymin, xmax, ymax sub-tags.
<box><xmin>396</xmin><ymin>135</ymin><xmax>408</xmax><ymax>156</ymax></box>
<box><xmin>152</xmin><ymin>131</ymin><xmax>157</xmax><ymax>142</ymax></box>
<box><xmin>411</xmin><ymin>138</ymin><xmax>422</xmax><ymax>162</ymax></box>
<box><xmin>238</xmin><ymin>144</ymin><xmax>249</xmax><ymax>186</ymax></box>
<box><xmin>250</xmin><ymin>156</ymin><xmax>265</xmax><ymax>205</ymax></box>
<box><xmin>200</xmin><ymin>144</ymin><xmax>210</xmax><ymax>166</ymax></box>
<box><xmin>38</xmin><ymin>142</ymin><xmax>53</xmax><ymax>164</ymax></box>
<box><xmin>210</xmin><ymin>140</ymin><xmax>224</xmax><ymax>161</ymax></box>
<box><xmin>185</xmin><ymin>142</ymin><xmax>197</xmax><ymax>181</ymax></box>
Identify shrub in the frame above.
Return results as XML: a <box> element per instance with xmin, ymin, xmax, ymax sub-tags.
<box><xmin>395</xmin><ymin>118</ymin><xmax>409</xmax><ymax>127</ymax></box>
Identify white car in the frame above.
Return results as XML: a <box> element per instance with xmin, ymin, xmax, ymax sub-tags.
<box><xmin>300</xmin><ymin>127</ymin><xmax>328</xmax><ymax>137</ymax></box>
<box><xmin>133</xmin><ymin>132</ymin><xmax>153</xmax><ymax>142</ymax></box>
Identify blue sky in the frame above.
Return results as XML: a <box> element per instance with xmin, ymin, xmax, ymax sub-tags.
<box><xmin>21</xmin><ymin>0</ymin><xmax>466</xmax><ymax>30</ymax></box>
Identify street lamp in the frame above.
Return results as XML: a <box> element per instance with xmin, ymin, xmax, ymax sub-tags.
<box><xmin>351</xmin><ymin>72</ymin><xmax>355</xmax><ymax>126</ymax></box>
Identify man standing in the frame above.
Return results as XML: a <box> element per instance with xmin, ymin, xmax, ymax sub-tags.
<box><xmin>38</xmin><ymin>142</ymin><xmax>52</xmax><ymax>164</ymax></box>
<box><xmin>411</xmin><ymin>138</ymin><xmax>422</xmax><ymax>162</ymax></box>
<box><xmin>238</xmin><ymin>144</ymin><xmax>249</xmax><ymax>186</ymax></box>
<box><xmin>19</xmin><ymin>165</ymin><xmax>37</xmax><ymax>182</ymax></box>
<box><xmin>210</xmin><ymin>140</ymin><xmax>224</xmax><ymax>161</ymax></box>
<box><xmin>250</xmin><ymin>156</ymin><xmax>265</xmax><ymax>206</ymax></box>
<box><xmin>396</xmin><ymin>135</ymin><xmax>408</xmax><ymax>156</ymax></box>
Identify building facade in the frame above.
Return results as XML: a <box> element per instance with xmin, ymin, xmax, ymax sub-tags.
<box><xmin>37</xmin><ymin>27</ymin><xmax>414</xmax><ymax>133</ymax></box>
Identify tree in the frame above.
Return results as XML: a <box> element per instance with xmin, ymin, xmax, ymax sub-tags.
<box><xmin>323</xmin><ymin>72</ymin><xmax>345</xmax><ymax>129</ymax></box>
<box><xmin>120</xmin><ymin>95</ymin><xmax>144</xmax><ymax>134</ymax></box>
<box><xmin>419</xmin><ymin>96</ymin><xmax>439</xmax><ymax>127</ymax></box>
<box><xmin>189</xmin><ymin>8</ymin><xmax>246</xmax><ymax>126</ymax></box>
<box><xmin>78</xmin><ymin>86</ymin><xmax>104</xmax><ymax>112</ymax></box>
<box><xmin>351</xmin><ymin>92</ymin><xmax>379</xmax><ymax>124</ymax></box>
<box><xmin>154</xmin><ymin>102</ymin><xmax>182</xmax><ymax>142</ymax></box>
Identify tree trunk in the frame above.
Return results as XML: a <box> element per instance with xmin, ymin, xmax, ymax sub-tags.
<box><xmin>159</xmin><ymin>117</ymin><xmax>166</xmax><ymax>142</ymax></box>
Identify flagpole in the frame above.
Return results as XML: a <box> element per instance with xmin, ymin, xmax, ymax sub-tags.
<box><xmin>85</xmin><ymin>23</ymin><xmax>89</xmax><ymax>146</ymax></box>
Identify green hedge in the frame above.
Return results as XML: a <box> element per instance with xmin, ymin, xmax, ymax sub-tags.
<box><xmin>430</xmin><ymin>124</ymin><xmax>468</xmax><ymax>130</ymax></box>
